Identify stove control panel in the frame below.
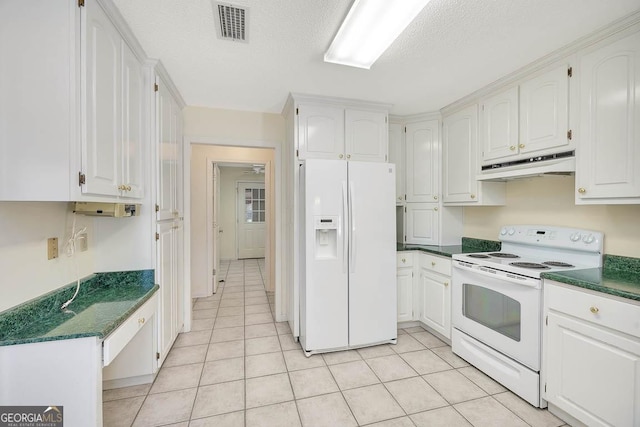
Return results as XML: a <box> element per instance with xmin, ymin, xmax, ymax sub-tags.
<box><xmin>499</xmin><ymin>225</ymin><xmax>603</xmax><ymax>253</ymax></box>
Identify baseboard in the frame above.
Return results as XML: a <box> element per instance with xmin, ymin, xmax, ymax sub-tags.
<box><xmin>547</xmin><ymin>403</ymin><xmax>588</xmax><ymax>427</ymax></box>
<box><xmin>102</xmin><ymin>373</ymin><xmax>156</xmax><ymax>390</ymax></box>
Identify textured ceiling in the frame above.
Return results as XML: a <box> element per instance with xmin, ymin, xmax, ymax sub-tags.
<box><xmin>112</xmin><ymin>0</ymin><xmax>640</xmax><ymax>115</ymax></box>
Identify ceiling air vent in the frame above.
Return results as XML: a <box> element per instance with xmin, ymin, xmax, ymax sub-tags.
<box><xmin>214</xmin><ymin>2</ymin><xmax>249</xmax><ymax>43</ymax></box>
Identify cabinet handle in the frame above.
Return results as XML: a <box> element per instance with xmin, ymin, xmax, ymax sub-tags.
<box><xmin>434</xmin><ymin>207</ymin><xmax>438</xmax><ymax>211</ymax></box>
<box><xmin>433</xmin><ymin>195</ymin><xmax>438</xmax><ymax>200</ymax></box>
<box><xmin>339</xmin><ymin>154</ymin><xmax>344</xmax><ymax>159</ymax></box>
<box><xmin>519</xmin><ymin>143</ymin><xmax>525</xmax><ymax>149</ymax></box>
<box><xmin>126</xmin><ymin>185</ymin><xmax>132</xmax><ymax>191</ymax></box>
<box><xmin>589</xmin><ymin>306</ymin><xmax>599</xmax><ymax>314</ymax></box>
<box><xmin>444</xmin><ymin>282</ymin><xmax>449</xmax><ymax>287</ymax></box>
<box><xmin>509</xmin><ymin>146</ymin><xmax>516</xmax><ymax>151</ymax></box>
<box><xmin>470</xmin><ymin>194</ymin><xmax>476</xmax><ymax>199</ymax></box>
<box><xmin>118</xmin><ymin>184</ymin><xmax>126</xmax><ymax>191</ymax></box>
<box><xmin>401</xmin><ymin>258</ymin><xmax>406</xmax><ymax>263</ymax></box>
<box><xmin>138</xmin><ymin>317</ymin><xmax>145</xmax><ymax>325</ymax></box>
<box><xmin>578</xmin><ymin>187</ymin><xmax>586</xmax><ymax>194</ymax></box>
<box><xmin>346</xmin><ymin>154</ymin><xmax>351</xmax><ymax>159</ymax></box>
<box><xmin>431</xmin><ymin>261</ymin><xmax>436</xmax><ymax>267</ymax></box>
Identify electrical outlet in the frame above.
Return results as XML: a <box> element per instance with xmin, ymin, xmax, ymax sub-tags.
<box><xmin>78</xmin><ymin>233</ymin><xmax>88</xmax><ymax>252</ymax></box>
<box><xmin>47</xmin><ymin>237</ymin><xmax>59</xmax><ymax>260</ymax></box>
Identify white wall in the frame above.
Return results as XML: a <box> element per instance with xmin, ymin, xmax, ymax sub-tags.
<box><xmin>218</xmin><ymin>167</ymin><xmax>264</xmax><ymax>260</ymax></box>
<box><xmin>463</xmin><ymin>175</ymin><xmax>640</xmax><ymax>257</ymax></box>
<box><xmin>0</xmin><ymin>202</ymin><xmax>95</xmax><ymax>312</ymax></box>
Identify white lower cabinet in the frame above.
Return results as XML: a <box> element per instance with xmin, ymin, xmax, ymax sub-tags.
<box><xmin>396</xmin><ymin>253</ymin><xmax>414</xmax><ymax>322</ymax></box>
<box><xmin>544</xmin><ymin>282</ymin><xmax>640</xmax><ymax>427</ymax></box>
<box><xmin>418</xmin><ymin>253</ymin><xmax>451</xmax><ymax>339</ymax></box>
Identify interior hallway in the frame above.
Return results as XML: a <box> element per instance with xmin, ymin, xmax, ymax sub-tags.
<box><xmin>102</xmin><ymin>258</ymin><xmax>567</xmax><ymax>426</ymax></box>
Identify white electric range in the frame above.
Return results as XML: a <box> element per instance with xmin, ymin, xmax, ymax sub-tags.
<box><xmin>450</xmin><ymin>225</ymin><xmax>603</xmax><ymax>407</ymax></box>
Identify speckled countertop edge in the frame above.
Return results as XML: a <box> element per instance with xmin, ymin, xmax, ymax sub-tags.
<box><xmin>397</xmin><ymin>237</ymin><xmax>501</xmax><ymax>258</ymax></box>
<box><xmin>543</xmin><ymin>254</ymin><xmax>640</xmax><ymax>301</ymax></box>
<box><xmin>0</xmin><ymin>270</ymin><xmax>158</xmax><ymax>346</ymax></box>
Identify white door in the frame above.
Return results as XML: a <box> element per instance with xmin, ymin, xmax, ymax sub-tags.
<box><xmin>121</xmin><ymin>41</ymin><xmax>144</xmax><ymax>198</ymax></box>
<box><xmin>481</xmin><ymin>86</ymin><xmax>519</xmax><ymax>162</ymax></box>
<box><xmin>419</xmin><ymin>269</ymin><xmax>451</xmax><ymax>339</ymax></box>
<box><xmin>156</xmin><ymin>78</ymin><xmax>177</xmax><ymax>221</ymax></box>
<box><xmin>345</xmin><ymin>109</ymin><xmax>387</xmax><ymax>162</ymax></box>
<box><xmin>406</xmin><ymin>120</ymin><xmax>439</xmax><ymax>202</ymax></box>
<box><xmin>156</xmin><ymin>222</ymin><xmax>175</xmax><ymax>367</ymax></box>
<box><xmin>443</xmin><ymin>105</ymin><xmax>479</xmax><ymax>203</ymax></box>
<box><xmin>348</xmin><ymin>161</ymin><xmax>397</xmax><ymax>347</ymax></box>
<box><xmin>405</xmin><ymin>203</ymin><xmax>439</xmax><ymax>245</ymax></box>
<box><xmin>83</xmin><ymin>0</ymin><xmax>121</xmax><ymax>197</ymax></box>
<box><xmin>388</xmin><ymin>123</ymin><xmax>404</xmax><ymax>204</ymax></box>
<box><xmin>298</xmin><ymin>104</ymin><xmax>345</xmax><ymax>160</ymax></box>
<box><xmin>237</xmin><ymin>182</ymin><xmax>266</xmax><ymax>259</ymax></box>
<box><xmin>212</xmin><ymin>164</ymin><xmax>221</xmax><ymax>293</ymax></box>
<box><xmin>397</xmin><ymin>267</ymin><xmax>413</xmax><ymax>323</ymax></box>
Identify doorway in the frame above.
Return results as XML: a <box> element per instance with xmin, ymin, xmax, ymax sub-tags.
<box><xmin>237</xmin><ymin>181</ymin><xmax>266</xmax><ymax>259</ymax></box>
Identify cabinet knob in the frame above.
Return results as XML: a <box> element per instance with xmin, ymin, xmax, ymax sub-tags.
<box><xmin>590</xmin><ymin>306</ymin><xmax>599</xmax><ymax>314</ymax></box>
<box><xmin>339</xmin><ymin>154</ymin><xmax>344</xmax><ymax>159</ymax></box>
<box><xmin>434</xmin><ymin>207</ymin><xmax>438</xmax><ymax>211</ymax></box>
<box><xmin>126</xmin><ymin>185</ymin><xmax>132</xmax><ymax>191</ymax></box>
<box><xmin>346</xmin><ymin>154</ymin><xmax>351</xmax><ymax>159</ymax></box>
<box><xmin>118</xmin><ymin>184</ymin><xmax>126</xmax><ymax>191</ymax></box>
<box><xmin>433</xmin><ymin>195</ymin><xmax>438</xmax><ymax>200</ymax></box>
<box><xmin>509</xmin><ymin>146</ymin><xmax>516</xmax><ymax>151</ymax></box>
<box><xmin>138</xmin><ymin>317</ymin><xmax>145</xmax><ymax>325</ymax></box>
<box><xmin>444</xmin><ymin>281</ymin><xmax>449</xmax><ymax>287</ymax></box>
<box><xmin>401</xmin><ymin>258</ymin><xmax>406</xmax><ymax>263</ymax></box>
<box><xmin>578</xmin><ymin>187</ymin><xmax>586</xmax><ymax>194</ymax></box>
<box><xmin>470</xmin><ymin>194</ymin><xmax>476</xmax><ymax>199</ymax></box>
<box><xmin>519</xmin><ymin>143</ymin><xmax>525</xmax><ymax>149</ymax></box>
<box><xmin>431</xmin><ymin>261</ymin><xmax>436</xmax><ymax>267</ymax></box>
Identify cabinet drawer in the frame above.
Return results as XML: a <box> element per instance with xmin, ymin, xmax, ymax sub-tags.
<box><xmin>397</xmin><ymin>252</ymin><xmax>414</xmax><ymax>268</ymax></box>
<box><xmin>545</xmin><ymin>282</ymin><xmax>640</xmax><ymax>339</ymax></box>
<box><xmin>103</xmin><ymin>294</ymin><xmax>157</xmax><ymax>366</ymax></box>
<box><xmin>420</xmin><ymin>253</ymin><xmax>451</xmax><ymax>276</ymax></box>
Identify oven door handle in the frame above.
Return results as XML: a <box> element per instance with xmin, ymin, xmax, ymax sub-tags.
<box><xmin>453</xmin><ymin>262</ymin><xmax>541</xmax><ymax>289</ymax></box>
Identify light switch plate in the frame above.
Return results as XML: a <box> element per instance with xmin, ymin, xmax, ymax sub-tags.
<box><xmin>47</xmin><ymin>237</ymin><xmax>59</xmax><ymax>260</ymax></box>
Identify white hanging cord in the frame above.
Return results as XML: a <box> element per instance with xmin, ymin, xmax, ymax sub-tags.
<box><xmin>61</xmin><ymin>213</ymin><xmax>87</xmax><ymax>311</ymax></box>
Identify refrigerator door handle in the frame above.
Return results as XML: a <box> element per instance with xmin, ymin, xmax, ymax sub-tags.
<box><xmin>342</xmin><ymin>181</ymin><xmax>348</xmax><ymax>274</ymax></box>
<box><xmin>349</xmin><ymin>181</ymin><xmax>355</xmax><ymax>273</ymax></box>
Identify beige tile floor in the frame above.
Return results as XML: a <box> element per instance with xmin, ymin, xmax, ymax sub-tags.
<box><xmin>103</xmin><ymin>259</ymin><xmax>570</xmax><ymax>427</ymax></box>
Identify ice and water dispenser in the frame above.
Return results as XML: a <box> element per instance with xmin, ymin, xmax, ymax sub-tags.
<box><xmin>314</xmin><ymin>216</ymin><xmax>338</xmax><ymax>259</ymax></box>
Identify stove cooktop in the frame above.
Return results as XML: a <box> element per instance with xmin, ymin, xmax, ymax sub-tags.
<box><xmin>454</xmin><ymin>251</ymin><xmax>586</xmax><ymax>278</ymax></box>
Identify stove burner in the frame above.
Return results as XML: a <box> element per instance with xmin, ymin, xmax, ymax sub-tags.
<box><xmin>467</xmin><ymin>254</ymin><xmax>490</xmax><ymax>258</ymax></box>
<box><xmin>509</xmin><ymin>262</ymin><xmax>550</xmax><ymax>269</ymax></box>
<box><xmin>543</xmin><ymin>261</ymin><xmax>574</xmax><ymax>268</ymax></box>
<box><xmin>489</xmin><ymin>252</ymin><xmax>520</xmax><ymax>259</ymax></box>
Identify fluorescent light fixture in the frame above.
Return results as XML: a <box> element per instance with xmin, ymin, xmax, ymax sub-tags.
<box><xmin>324</xmin><ymin>0</ymin><xmax>431</xmax><ymax>69</ymax></box>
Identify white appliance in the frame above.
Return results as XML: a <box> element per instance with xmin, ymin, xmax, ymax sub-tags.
<box><xmin>299</xmin><ymin>159</ymin><xmax>397</xmax><ymax>355</ymax></box>
<box><xmin>451</xmin><ymin>225</ymin><xmax>603</xmax><ymax>407</ymax></box>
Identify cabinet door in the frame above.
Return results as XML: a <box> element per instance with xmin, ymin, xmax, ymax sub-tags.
<box><xmin>481</xmin><ymin>86</ymin><xmax>519</xmax><ymax>162</ymax></box>
<box><xmin>83</xmin><ymin>0</ymin><xmax>121</xmax><ymax>197</ymax></box>
<box><xmin>388</xmin><ymin>123</ymin><xmax>404</xmax><ymax>204</ymax></box>
<box><xmin>397</xmin><ymin>267</ymin><xmax>414</xmax><ymax>323</ymax></box>
<box><xmin>156</xmin><ymin>222</ymin><xmax>176</xmax><ymax>367</ymax></box>
<box><xmin>546</xmin><ymin>312</ymin><xmax>640</xmax><ymax>427</ymax></box>
<box><xmin>157</xmin><ymin>78</ymin><xmax>177</xmax><ymax>221</ymax></box>
<box><xmin>298</xmin><ymin>104</ymin><xmax>344</xmax><ymax>160</ymax></box>
<box><xmin>418</xmin><ymin>268</ymin><xmax>451</xmax><ymax>339</ymax></box>
<box><xmin>577</xmin><ymin>31</ymin><xmax>640</xmax><ymax>201</ymax></box>
<box><xmin>443</xmin><ymin>105</ymin><xmax>479</xmax><ymax>203</ymax></box>
<box><xmin>406</xmin><ymin>120</ymin><xmax>439</xmax><ymax>202</ymax></box>
<box><xmin>405</xmin><ymin>203</ymin><xmax>439</xmax><ymax>245</ymax></box>
<box><xmin>345</xmin><ymin>109</ymin><xmax>387</xmax><ymax>162</ymax></box>
<box><xmin>121</xmin><ymin>42</ymin><xmax>144</xmax><ymax>199</ymax></box>
<box><xmin>519</xmin><ymin>65</ymin><xmax>570</xmax><ymax>155</ymax></box>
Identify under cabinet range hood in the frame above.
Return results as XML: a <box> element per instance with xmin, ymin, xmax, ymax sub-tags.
<box><xmin>476</xmin><ymin>151</ymin><xmax>575</xmax><ymax>181</ymax></box>
<box><xmin>73</xmin><ymin>202</ymin><xmax>141</xmax><ymax>217</ymax></box>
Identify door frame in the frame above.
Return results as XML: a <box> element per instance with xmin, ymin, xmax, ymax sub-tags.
<box><xmin>236</xmin><ymin>180</ymin><xmax>266</xmax><ymax>260</ymax></box>
<box><xmin>206</xmin><ymin>161</ymin><xmax>220</xmax><ymax>295</ymax></box>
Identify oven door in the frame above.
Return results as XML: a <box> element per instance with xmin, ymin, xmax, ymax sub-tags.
<box><xmin>452</xmin><ymin>262</ymin><xmax>541</xmax><ymax>371</ymax></box>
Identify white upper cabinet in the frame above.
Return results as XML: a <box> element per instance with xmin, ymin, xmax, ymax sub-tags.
<box><xmin>519</xmin><ymin>65</ymin><xmax>571</xmax><ymax>155</ymax></box>
<box><xmin>406</xmin><ymin>120</ymin><xmax>439</xmax><ymax>202</ymax></box>
<box><xmin>576</xmin><ymin>30</ymin><xmax>640</xmax><ymax>204</ymax></box>
<box><xmin>345</xmin><ymin>109</ymin><xmax>387</xmax><ymax>162</ymax></box>
<box><xmin>83</xmin><ymin>0</ymin><xmax>121</xmax><ymax>197</ymax></box>
<box><xmin>121</xmin><ymin>42</ymin><xmax>145</xmax><ymax>199</ymax></box>
<box><xmin>405</xmin><ymin>203</ymin><xmax>439</xmax><ymax>245</ymax></box>
<box><xmin>298</xmin><ymin>104</ymin><xmax>345</xmax><ymax>160</ymax></box>
<box><xmin>481</xmin><ymin>86</ymin><xmax>519</xmax><ymax>162</ymax></box>
<box><xmin>156</xmin><ymin>76</ymin><xmax>182</xmax><ymax>221</ymax></box>
<box><xmin>388</xmin><ymin>122</ymin><xmax>405</xmax><ymax>204</ymax></box>
<box><xmin>442</xmin><ymin>105</ymin><xmax>479</xmax><ymax>203</ymax></box>
<box><xmin>295</xmin><ymin>99</ymin><xmax>388</xmax><ymax>162</ymax></box>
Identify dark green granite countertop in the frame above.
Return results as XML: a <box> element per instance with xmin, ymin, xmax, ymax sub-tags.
<box><xmin>397</xmin><ymin>237</ymin><xmax>501</xmax><ymax>258</ymax></box>
<box><xmin>542</xmin><ymin>255</ymin><xmax>640</xmax><ymax>302</ymax></box>
<box><xmin>0</xmin><ymin>270</ymin><xmax>158</xmax><ymax>346</ymax></box>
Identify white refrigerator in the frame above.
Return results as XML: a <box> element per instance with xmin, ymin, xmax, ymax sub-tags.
<box><xmin>299</xmin><ymin>159</ymin><xmax>397</xmax><ymax>355</ymax></box>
